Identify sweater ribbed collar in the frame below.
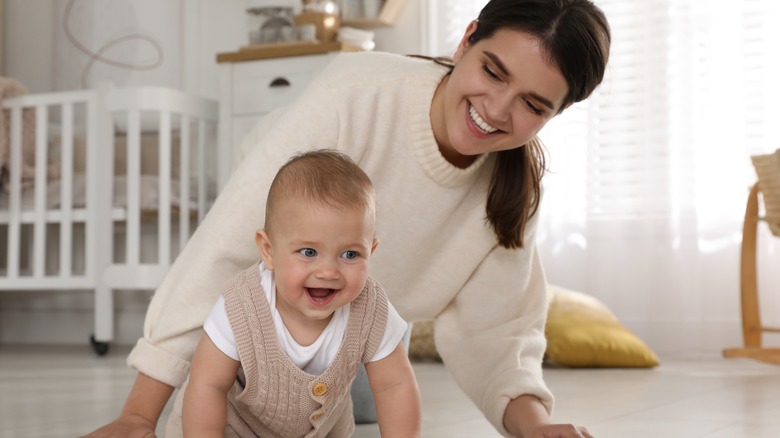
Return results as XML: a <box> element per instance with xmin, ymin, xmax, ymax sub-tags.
<box><xmin>409</xmin><ymin>60</ymin><xmax>490</xmax><ymax>188</ymax></box>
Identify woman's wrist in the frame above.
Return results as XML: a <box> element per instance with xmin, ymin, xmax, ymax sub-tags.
<box><xmin>120</xmin><ymin>372</ymin><xmax>175</xmax><ymax>426</ymax></box>
<box><xmin>502</xmin><ymin>394</ymin><xmax>550</xmax><ymax>438</ymax></box>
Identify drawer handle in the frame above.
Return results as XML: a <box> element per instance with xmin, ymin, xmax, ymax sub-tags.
<box><xmin>269</xmin><ymin>77</ymin><xmax>291</xmax><ymax>87</ymax></box>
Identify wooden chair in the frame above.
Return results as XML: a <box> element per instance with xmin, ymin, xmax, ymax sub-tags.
<box><xmin>723</xmin><ymin>150</ymin><xmax>780</xmax><ymax>365</ymax></box>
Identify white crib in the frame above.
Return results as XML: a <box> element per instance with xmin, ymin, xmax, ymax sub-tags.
<box><xmin>0</xmin><ymin>84</ymin><xmax>219</xmax><ymax>355</ymax></box>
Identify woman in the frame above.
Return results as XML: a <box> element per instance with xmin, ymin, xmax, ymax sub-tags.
<box><xmin>84</xmin><ymin>1</ymin><xmax>610</xmax><ymax>437</ymax></box>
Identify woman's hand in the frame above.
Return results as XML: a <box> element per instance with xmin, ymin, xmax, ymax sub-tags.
<box><xmin>80</xmin><ymin>372</ymin><xmax>174</xmax><ymax>438</ymax></box>
<box><xmin>79</xmin><ymin>413</ymin><xmax>156</xmax><ymax>438</ymax></box>
<box><xmin>522</xmin><ymin>423</ymin><xmax>594</xmax><ymax>438</ymax></box>
<box><xmin>503</xmin><ymin>395</ymin><xmax>595</xmax><ymax>438</ymax></box>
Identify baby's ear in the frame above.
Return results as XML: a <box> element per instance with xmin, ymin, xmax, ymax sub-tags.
<box><xmin>255</xmin><ymin>229</ymin><xmax>274</xmax><ymax>270</ymax></box>
<box><xmin>370</xmin><ymin>237</ymin><xmax>379</xmax><ymax>255</ymax></box>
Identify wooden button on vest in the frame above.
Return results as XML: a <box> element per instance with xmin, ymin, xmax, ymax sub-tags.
<box><xmin>312</xmin><ymin>383</ymin><xmax>328</xmax><ymax>396</ymax></box>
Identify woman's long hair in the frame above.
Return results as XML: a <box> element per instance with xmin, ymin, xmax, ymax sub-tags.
<box><xmin>472</xmin><ymin>0</ymin><xmax>611</xmax><ymax>248</ymax></box>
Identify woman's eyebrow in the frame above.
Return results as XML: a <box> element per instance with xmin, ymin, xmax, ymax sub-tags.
<box><xmin>528</xmin><ymin>93</ymin><xmax>555</xmax><ymax>110</ymax></box>
<box><xmin>484</xmin><ymin>50</ymin><xmax>557</xmax><ymax>111</ymax></box>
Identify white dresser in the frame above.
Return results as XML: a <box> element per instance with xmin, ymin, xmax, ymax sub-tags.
<box><xmin>216</xmin><ymin>45</ymin><xmax>352</xmax><ymax>189</ymax></box>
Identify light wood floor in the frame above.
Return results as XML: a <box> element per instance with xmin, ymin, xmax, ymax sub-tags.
<box><xmin>0</xmin><ymin>345</ymin><xmax>778</xmax><ymax>437</ymax></box>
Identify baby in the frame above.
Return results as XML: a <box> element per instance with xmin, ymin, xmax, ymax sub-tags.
<box><xmin>166</xmin><ymin>149</ymin><xmax>421</xmax><ymax>437</ymax></box>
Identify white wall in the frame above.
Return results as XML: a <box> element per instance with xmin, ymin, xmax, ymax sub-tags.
<box><xmin>4</xmin><ymin>0</ymin><xmax>424</xmax><ymax>98</ymax></box>
<box><xmin>4</xmin><ymin>0</ymin><xmax>55</xmax><ymax>91</ymax></box>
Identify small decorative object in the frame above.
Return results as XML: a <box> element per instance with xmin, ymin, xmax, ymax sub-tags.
<box><xmin>337</xmin><ymin>26</ymin><xmax>375</xmax><ymax>51</ymax></box>
<box><xmin>246</xmin><ymin>0</ymin><xmax>297</xmax><ymax>45</ymax></box>
<box><xmin>294</xmin><ymin>0</ymin><xmax>341</xmax><ymax>42</ymax></box>
<box><xmin>297</xmin><ymin>23</ymin><xmax>318</xmax><ymax>41</ymax></box>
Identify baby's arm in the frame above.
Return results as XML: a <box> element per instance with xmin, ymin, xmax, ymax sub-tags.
<box><xmin>365</xmin><ymin>342</ymin><xmax>422</xmax><ymax>437</ymax></box>
<box><xmin>182</xmin><ymin>334</ymin><xmax>240</xmax><ymax>437</ymax></box>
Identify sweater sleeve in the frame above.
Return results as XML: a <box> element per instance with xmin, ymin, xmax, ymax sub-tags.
<box><xmin>432</xmin><ymin>210</ymin><xmax>552</xmax><ymax>437</ymax></box>
<box><xmin>127</xmin><ymin>69</ymin><xmax>342</xmax><ymax>387</ymax></box>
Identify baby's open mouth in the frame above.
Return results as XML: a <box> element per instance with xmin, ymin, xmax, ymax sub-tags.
<box><xmin>306</xmin><ymin>288</ymin><xmax>336</xmax><ymax>305</ymax></box>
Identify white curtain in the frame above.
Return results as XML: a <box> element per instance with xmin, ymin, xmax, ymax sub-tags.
<box><xmin>427</xmin><ymin>0</ymin><xmax>780</xmax><ymax>353</ymax></box>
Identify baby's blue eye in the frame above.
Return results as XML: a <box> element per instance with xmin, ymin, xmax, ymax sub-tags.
<box><xmin>299</xmin><ymin>248</ymin><xmax>317</xmax><ymax>257</ymax></box>
<box><xmin>341</xmin><ymin>250</ymin><xmax>358</xmax><ymax>260</ymax></box>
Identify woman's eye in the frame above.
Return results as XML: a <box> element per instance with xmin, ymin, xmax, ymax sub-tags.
<box><xmin>482</xmin><ymin>64</ymin><xmax>500</xmax><ymax>80</ymax></box>
<box><xmin>341</xmin><ymin>250</ymin><xmax>359</xmax><ymax>260</ymax></box>
<box><xmin>299</xmin><ymin>248</ymin><xmax>317</xmax><ymax>257</ymax></box>
<box><xmin>525</xmin><ymin>100</ymin><xmax>543</xmax><ymax>116</ymax></box>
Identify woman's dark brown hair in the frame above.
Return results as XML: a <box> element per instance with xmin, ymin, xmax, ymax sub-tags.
<box><xmin>469</xmin><ymin>0</ymin><xmax>611</xmax><ymax>248</ymax></box>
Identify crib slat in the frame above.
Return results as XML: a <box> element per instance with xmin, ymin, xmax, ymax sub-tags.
<box><xmin>91</xmin><ymin>85</ymin><xmax>116</xmax><ymax>343</ymax></box>
<box><xmin>158</xmin><ymin>111</ymin><xmax>172</xmax><ymax>266</ymax></box>
<box><xmin>33</xmin><ymin>105</ymin><xmax>48</xmax><ymax>278</ymax></box>
<box><xmin>86</xmin><ymin>89</ymin><xmax>107</xmax><ymax>282</ymax></box>
<box><xmin>126</xmin><ymin>110</ymin><xmax>141</xmax><ymax>265</ymax></box>
<box><xmin>59</xmin><ymin>103</ymin><xmax>75</xmax><ymax>277</ymax></box>
<box><xmin>179</xmin><ymin>116</ymin><xmax>191</xmax><ymax>247</ymax></box>
<box><xmin>6</xmin><ymin>106</ymin><xmax>23</xmax><ymax>278</ymax></box>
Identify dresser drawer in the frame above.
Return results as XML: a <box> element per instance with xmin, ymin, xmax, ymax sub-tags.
<box><xmin>231</xmin><ymin>54</ymin><xmax>334</xmax><ymax>115</ymax></box>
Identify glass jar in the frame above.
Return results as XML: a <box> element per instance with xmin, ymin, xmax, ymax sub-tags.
<box><xmin>294</xmin><ymin>0</ymin><xmax>340</xmax><ymax>42</ymax></box>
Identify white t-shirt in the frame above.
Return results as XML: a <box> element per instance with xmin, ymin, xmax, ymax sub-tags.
<box><xmin>204</xmin><ymin>262</ymin><xmax>408</xmax><ymax>376</ymax></box>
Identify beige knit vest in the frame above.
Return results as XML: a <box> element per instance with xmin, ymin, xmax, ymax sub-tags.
<box><xmin>223</xmin><ymin>265</ymin><xmax>389</xmax><ymax>438</ymax></box>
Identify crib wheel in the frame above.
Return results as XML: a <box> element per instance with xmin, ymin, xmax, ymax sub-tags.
<box><xmin>90</xmin><ymin>335</ymin><xmax>110</xmax><ymax>356</ymax></box>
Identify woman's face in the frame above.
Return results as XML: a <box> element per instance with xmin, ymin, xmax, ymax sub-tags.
<box><xmin>431</xmin><ymin>22</ymin><xmax>569</xmax><ymax>168</ymax></box>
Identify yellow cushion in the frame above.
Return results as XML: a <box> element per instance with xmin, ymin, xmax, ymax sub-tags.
<box><xmin>544</xmin><ymin>285</ymin><xmax>660</xmax><ymax>368</ymax></box>
<box><xmin>408</xmin><ymin>320</ymin><xmax>442</xmax><ymax>362</ymax></box>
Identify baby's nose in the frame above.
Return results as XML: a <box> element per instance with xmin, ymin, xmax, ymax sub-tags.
<box><xmin>314</xmin><ymin>260</ymin><xmax>340</xmax><ymax>280</ymax></box>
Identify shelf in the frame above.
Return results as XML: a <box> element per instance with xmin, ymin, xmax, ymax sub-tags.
<box><xmin>216</xmin><ymin>40</ymin><xmax>361</xmax><ymax>63</ymax></box>
<box><xmin>341</xmin><ymin>0</ymin><xmax>408</xmax><ymax>28</ymax></box>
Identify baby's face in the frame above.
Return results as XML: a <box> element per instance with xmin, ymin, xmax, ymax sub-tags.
<box><xmin>260</xmin><ymin>199</ymin><xmax>377</xmax><ymax>327</ymax></box>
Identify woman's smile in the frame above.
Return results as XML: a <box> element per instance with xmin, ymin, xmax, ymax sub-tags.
<box><xmin>467</xmin><ymin>103</ymin><xmax>500</xmax><ymax>136</ymax></box>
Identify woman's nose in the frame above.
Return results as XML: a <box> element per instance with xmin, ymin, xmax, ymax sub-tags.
<box><xmin>485</xmin><ymin>93</ymin><xmax>512</xmax><ymax>124</ymax></box>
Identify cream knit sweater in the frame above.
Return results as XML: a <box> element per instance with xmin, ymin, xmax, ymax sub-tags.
<box><xmin>128</xmin><ymin>51</ymin><xmax>552</xmax><ymax>436</ymax></box>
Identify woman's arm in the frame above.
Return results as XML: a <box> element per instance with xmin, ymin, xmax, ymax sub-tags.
<box><xmin>432</xmin><ymin>208</ymin><xmax>556</xmax><ymax>435</ymax></box>
<box><xmin>365</xmin><ymin>342</ymin><xmax>422</xmax><ymax>438</ymax></box>
<box><xmin>182</xmin><ymin>335</ymin><xmax>240</xmax><ymax>437</ymax></box>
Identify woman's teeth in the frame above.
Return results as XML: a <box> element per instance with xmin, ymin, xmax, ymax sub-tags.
<box><xmin>469</xmin><ymin>105</ymin><xmax>498</xmax><ymax>134</ymax></box>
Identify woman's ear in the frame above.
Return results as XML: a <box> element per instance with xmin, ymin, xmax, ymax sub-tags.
<box><xmin>255</xmin><ymin>229</ymin><xmax>274</xmax><ymax>270</ymax></box>
<box><xmin>453</xmin><ymin>20</ymin><xmax>479</xmax><ymax>63</ymax></box>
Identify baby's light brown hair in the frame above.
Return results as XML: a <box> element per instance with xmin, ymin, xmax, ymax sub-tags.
<box><xmin>264</xmin><ymin>149</ymin><xmax>376</xmax><ymax>233</ymax></box>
